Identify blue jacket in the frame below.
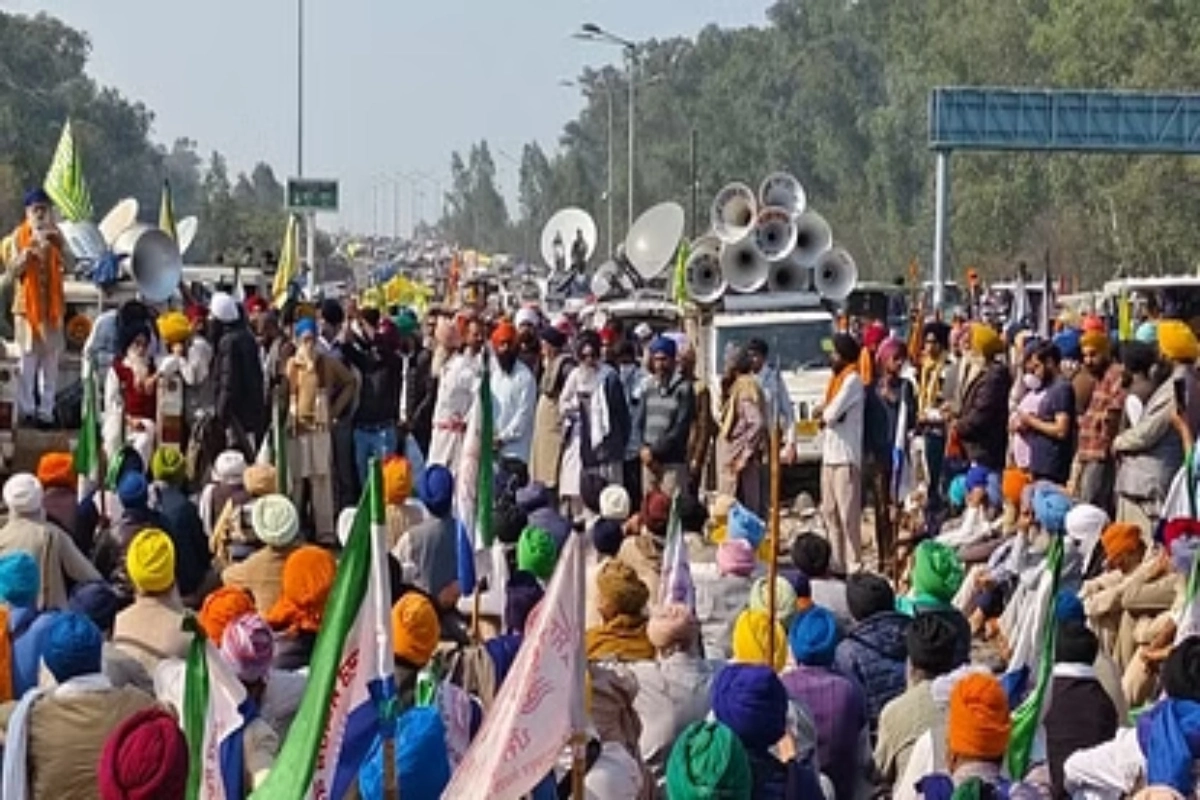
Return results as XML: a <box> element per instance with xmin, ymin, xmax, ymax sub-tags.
<box><xmin>833</xmin><ymin>611</ymin><xmax>909</xmax><ymax>737</ymax></box>
<box><xmin>9</xmin><ymin>606</ymin><xmax>60</xmax><ymax>696</ymax></box>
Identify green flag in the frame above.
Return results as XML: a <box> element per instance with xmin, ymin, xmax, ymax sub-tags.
<box><xmin>73</xmin><ymin>365</ymin><xmax>100</xmax><ymax>496</ymax></box>
<box><xmin>476</xmin><ymin>350</ymin><xmax>494</xmax><ymax>547</ymax></box>
<box><xmin>44</xmin><ymin>119</ymin><xmax>93</xmax><ymax>222</ymax></box>
<box><xmin>1005</xmin><ymin>536</ymin><xmax>1064</xmax><ymax>779</ymax></box>
<box><xmin>672</xmin><ymin>237</ymin><xmax>690</xmax><ymax>307</ymax></box>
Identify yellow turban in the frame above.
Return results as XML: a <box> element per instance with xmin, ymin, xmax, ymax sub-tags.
<box><xmin>126</xmin><ymin>528</ymin><xmax>176</xmax><ymax>594</ymax></box>
<box><xmin>971</xmin><ymin>324</ymin><xmax>1004</xmax><ymax>360</ymax></box>
<box><xmin>1079</xmin><ymin>331</ymin><xmax>1111</xmax><ymax>356</ymax></box>
<box><xmin>731</xmin><ymin>609</ymin><xmax>786</xmax><ymax>672</ymax></box>
<box><xmin>156</xmin><ymin>311</ymin><xmax>191</xmax><ymax>347</ymax></box>
<box><xmin>1158</xmin><ymin>320</ymin><xmax>1200</xmax><ymax>363</ymax></box>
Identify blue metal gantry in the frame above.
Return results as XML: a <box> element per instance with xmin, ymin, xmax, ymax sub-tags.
<box><xmin>925</xmin><ymin>87</ymin><xmax>1200</xmax><ymax>303</ymax></box>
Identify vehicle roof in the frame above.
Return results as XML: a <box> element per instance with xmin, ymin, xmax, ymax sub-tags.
<box><xmin>713</xmin><ymin>309</ymin><xmax>833</xmax><ymax>325</ymax></box>
<box><xmin>1103</xmin><ymin>276</ymin><xmax>1200</xmax><ymax>293</ymax></box>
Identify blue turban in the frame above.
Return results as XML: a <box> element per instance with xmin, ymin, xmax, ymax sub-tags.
<box><xmin>965</xmin><ymin>465</ymin><xmax>991</xmax><ymax>493</ymax></box>
<box><xmin>68</xmin><ymin>581</ymin><xmax>121</xmax><ymax>632</ymax></box>
<box><xmin>393</xmin><ymin>308</ymin><xmax>419</xmax><ymax>336</ymax></box>
<box><xmin>23</xmin><ymin>187</ymin><xmax>50</xmax><ymax>208</ymax></box>
<box><xmin>294</xmin><ymin>317</ymin><xmax>317</xmax><ymax>339</ymax></box>
<box><xmin>0</xmin><ymin>552</ymin><xmax>39</xmax><ymax>607</ymax></box>
<box><xmin>515</xmin><ymin>482</ymin><xmax>551</xmax><ymax>513</ymax></box>
<box><xmin>1055</xmin><ymin>589</ymin><xmax>1085</xmax><ymax>624</ymax></box>
<box><xmin>1033</xmin><ymin>485</ymin><xmax>1072</xmax><ymax>535</ymax></box>
<box><xmin>591</xmin><ymin>518</ymin><xmax>624</xmax><ymax>558</ymax></box>
<box><xmin>359</xmin><ymin>706</ymin><xmax>450</xmax><ymax>800</ymax></box>
<box><xmin>1053</xmin><ymin>329</ymin><xmax>1082</xmax><ymax>361</ymax></box>
<box><xmin>711</xmin><ymin>664</ymin><xmax>787</xmax><ymax>751</ymax></box>
<box><xmin>44</xmin><ymin>612</ymin><xmax>103</xmax><ymax>682</ymax></box>
<box><xmin>504</xmin><ymin>571</ymin><xmax>545</xmax><ymax>635</ymax></box>
<box><xmin>728</xmin><ymin>502</ymin><xmax>766</xmax><ymax>548</ymax></box>
<box><xmin>116</xmin><ymin>471</ymin><xmax>148</xmax><ymax>509</ymax></box>
<box><xmin>948</xmin><ymin>474</ymin><xmax>968</xmax><ymax>509</ymax></box>
<box><xmin>788</xmin><ymin>606</ymin><xmax>840</xmax><ymax>667</ymax></box>
<box><xmin>418</xmin><ymin>465</ymin><xmax>454</xmax><ymax>517</ymax></box>
<box><xmin>1136</xmin><ymin>321</ymin><xmax>1159</xmax><ymax>344</ymax></box>
<box><xmin>649</xmin><ymin>336</ymin><xmax>677</xmax><ymax>359</ymax></box>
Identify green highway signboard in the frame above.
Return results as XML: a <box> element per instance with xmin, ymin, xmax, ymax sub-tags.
<box><xmin>287</xmin><ymin>178</ymin><xmax>339</xmax><ymax>212</ymax></box>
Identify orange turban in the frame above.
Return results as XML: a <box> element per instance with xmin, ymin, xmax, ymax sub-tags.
<box><xmin>1001</xmin><ymin>468</ymin><xmax>1030</xmax><ymax>507</ymax></box>
<box><xmin>383</xmin><ymin>457</ymin><xmax>412</xmax><ymax>505</ymax></box>
<box><xmin>36</xmin><ymin>452</ymin><xmax>74</xmax><ymax>489</ymax></box>
<box><xmin>198</xmin><ymin>586</ymin><xmax>257</xmax><ymax>643</ymax></box>
<box><xmin>1101</xmin><ymin>522</ymin><xmax>1143</xmax><ymax>563</ymax></box>
<box><xmin>265</xmin><ymin>546</ymin><xmax>337</xmax><ymax>635</ymax></box>
<box><xmin>491</xmin><ymin>320</ymin><xmax>517</xmax><ymax>348</ymax></box>
<box><xmin>392</xmin><ymin>593</ymin><xmax>440</xmax><ymax>667</ymax></box>
<box><xmin>1080</xmin><ymin>330</ymin><xmax>1111</xmax><ymax>356</ymax></box>
<box><xmin>947</xmin><ymin>673</ymin><xmax>1011</xmax><ymax>760</ymax></box>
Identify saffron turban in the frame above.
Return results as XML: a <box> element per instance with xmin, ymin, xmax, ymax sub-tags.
<box><xmin>1101</xmin><ymin>522</ymin><xmax>1143</xmax><ymax>563</ymax></box>
<box><xmin>199</xmin><ymin>586</ymin><xmax>257</xmax><ymax>644</ymax></box>
<box><xmin>1080</xmin><ymin>330</ymin><xmax>1111</xmax><ymax>356</ymax></box>
<box><xmin>1002</xmin><ymin>468</ymin><xmax>1030</xmax><ymax>507</ymax></box>
<box><xmin>383</xmin><ymin>456</ymin><xmax>412</xmax><ymax>505</ymax></box>
<box><xmin>392</xmin><ymin>592</ymin><xmax>440</xmax><ymax>667</ymax></box>
<box><xmin>35</xmin><ymin>452</ymin><xmax>74</xmax><ymax>489</ymax></box>
<box><xmin>1159</xmin><ymin>319</ymin><xmax>1200</xmax><ymax>363</ymax></box>
<box><xmin>947</xmin><ymin>673</ymin><xmax>1012</xmax><ymax>760</ymax></box>
<box><xmin>265</xmin><ymin>546</ymin><xmax>337</xmax><ymax>635</ymax></box>
<box><xmin>490</xmin><ymin>320</ymin><xmax>517</xmax><ymax>348</ymax></box>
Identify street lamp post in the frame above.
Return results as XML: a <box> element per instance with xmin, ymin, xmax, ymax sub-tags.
<box><xmin>562</xmin><ymin>78</ymin><xmax>615</xmax><ymax>256</ymax></box>
<box><xmin>576</xmin><ymin>23</ymin><xmax>638</xmax><ymax>233</ymax></box>
<box><xmin>297</xmin><ymin>0</ymin><xmax>317</xmax><ymax>293</ymax></box>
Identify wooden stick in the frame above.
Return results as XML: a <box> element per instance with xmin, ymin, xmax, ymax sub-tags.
<box><xmin>470</xmin><ymin>588</ymin><xmax>482</xmax><ymax>643</ymax></box>
<box><xmin>383</xmin><ymin>734</ymin><xmax>399</xmax><ymax>799</ymax></box>
<box><xmin>571</xmin><ymin>732</ymin><xmax>587</xmax><ymax>800</ymax></box>
<box><xmin>766</xmin><ymin>418</ymin><xmax>782</xmax><ymax>668</ymax></box>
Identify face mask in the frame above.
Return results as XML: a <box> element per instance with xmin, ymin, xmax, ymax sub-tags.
<box><xmin>1022</xmin><ymin>373</ymin><xmax>1042</xmax><ymax>391</ymax></box>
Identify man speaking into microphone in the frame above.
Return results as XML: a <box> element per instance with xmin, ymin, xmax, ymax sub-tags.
<box><xmin>2</xmin><ymin>188</ymin><xmax>68</xmax><ymax>428</ymax></box>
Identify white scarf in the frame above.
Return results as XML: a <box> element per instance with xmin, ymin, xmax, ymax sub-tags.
<box><xmin>589</xmin><ymin>364</ymin><xmax>613</xmax><ymax>450</ymax></box>
<box><xmin>3</xmin><ymin>673</ymin><xmax>112</xmax><ymax>800</ymax></box>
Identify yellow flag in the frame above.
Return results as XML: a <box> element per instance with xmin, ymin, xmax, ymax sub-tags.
<box><xmin>272</xmin><ymin>214</ymin><xmax>299</xmax><ymax>308</ymax></box>
<box><xmin>44</xmin><ymin>119</ymin><xmax>93</xmax><ymax>223</ymax></box>
<box><xmin>158</xmin><ymin>179</ymin><xmax>177</xmax><ymax>241</ymax></box>
<box><xmin>1118</xmin><ymin>291</ymin><xmax>1132</xmax><ymax>341</ymax></box>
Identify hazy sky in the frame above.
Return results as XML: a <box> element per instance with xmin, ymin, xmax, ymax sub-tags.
<box><xmin>29</xmin><ymin>0</ymin><xmax>772</xmax><ymax>233</ymax></box>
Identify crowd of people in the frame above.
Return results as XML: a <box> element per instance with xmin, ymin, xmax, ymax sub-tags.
<box><xmin>0</xmin><ymin>275</ymin><xmax>1197</xmax><ymax>800</ymax></box>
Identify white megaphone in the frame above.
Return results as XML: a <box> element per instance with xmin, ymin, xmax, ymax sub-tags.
<box><xmin>768</xmin><ymin>251</ymin><xmax>811</xmax><ymax>294</ymax></box>
<box><xmin>758</xmin><ymin>172</ymin><xmax>807</xmax><ymax>218</ymax></box>
<box><xmin>720</xmin><ymin>236</ymin><xmax>769</xmax><ymax>294</ymax></box>
<box><xmin>754</xmin><ymin>207</ymin><xmax>798</xmax><ymax>262</ymax></box>
<box><xmin>711</xmin><ymin>182</ymin><xmax>757</xmax><ymax>244</ymax></box>
<box><xmin>793</xmin><ymin>210</ymin><xmax>833</xmax><ymax>267</ymax></box>
<box><xmin>112</xmin><ymin>224</ymin><xmax>184</xmax><ymax>303</ymax></box>
<box><xmin>683</xmin><ymin>235</ymin><xmax>726</xmax><ymax>305</ymax></box>
<box><xmin>813</xmin><ymin>247</ymin><xmax>858</xmax><ymax>302</ymax></box>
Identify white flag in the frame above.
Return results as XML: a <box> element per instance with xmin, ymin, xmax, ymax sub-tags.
<box><xmin>442</xmin><ymin>531</ymin><xmax>585</xmax><ymax>800</ymax></box>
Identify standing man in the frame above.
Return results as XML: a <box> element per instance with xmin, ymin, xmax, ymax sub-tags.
<box><xmin>394</xmin><ymin>308</ymin><xmax>434</xmax><ymax>474</ymax></box>
<box><xmin>318</xmin><ymin>298</ymin><xmax>359</xmax><ymax>510</ymax></box>
<box><xmin>1019</xmin><ymin>342</ymin><xmax>1076</xmax><ymax>487</ymax></box>
<box><xmin>639</xmin><ymin>336</ymin><xmax>696</xmax><ymax>497</ymax></box>
<box><xmin>1073</xmin><ymin>331</ymin><xmax>1124</xmax><ymax>510</ymax></box>
<box><xmin>489</xmin><ymin>320</ymin><xmax>537</xmax><ymax>473</ymax></box>
<box><xmin>529</xmin><ymin>325</ymin><xmax>574</xmax><ymax>494</ymax></box>
<box><xmin>211</xmin><ymin>292</ymin><xmax>266</xmax><ymax>452</ymax></box>
<box><xmin>818</xmin><ymin>333</ymin><xmax>866</xmax><ymax>574</ymax></box>
<box><xmin>746</xmin><ymin>339</ymin><xmax>797</xmax><ymax>509</ymax></box>
<box><xmin>2</xmin><ymin>188</ymin><xmax>67</xmax><ymax>428</ymax></box>
<box><xmin>343</xmin><ymin>307</ymin><xmax>402</xmax><ymax>485</ymax></box>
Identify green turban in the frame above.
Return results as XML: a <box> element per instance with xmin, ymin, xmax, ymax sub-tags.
<box><xmin>666</xmin><ymin>721</ymin><xmax>753</xmax><ymax>799</ymax></box>
<box><xmin>516</xmin><ymin>526</ymin><xmax>557</xmax><ymax>581</ymax></box>
<box><xmin>912</xmin><ymin>541</ymin><xmax>964</xmax><ymax>603</ymax></box>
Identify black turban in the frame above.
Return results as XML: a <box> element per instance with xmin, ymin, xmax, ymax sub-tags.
<box><xmin>1054</xmin><ymin>620</ymin><xmax>1099</xmax><ymax>666</ymax></box>
<box><xmin>832</xmin><ymin>333</ymin><xmax>861</xmax><ymax>364</ymax></box>
<box><xmin>1163</xmin><ymin>637</ymin><xmax>1200</xmax><ymax>702</ymax></box>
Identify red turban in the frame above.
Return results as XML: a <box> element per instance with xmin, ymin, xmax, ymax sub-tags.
<box><xmin>491</xmin><ymin>321</ymin><xmax>518</xmax><ymax>348</ymax></box>
<box><xmin>245</xmin><ymin>295</ymin><xmax>269</xmax><ymax>315</ymax></box>
<box><xmin>863</xmin><ymin>321</ymin><xmax>887</xmax><ymax>350</ymax></box>
<box><xmin>98</xmin><ymin>708</ymin><xmax>188</xmax><ymax>800</ymax></box>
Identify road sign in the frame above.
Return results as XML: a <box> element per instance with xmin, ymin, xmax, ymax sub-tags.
<box><xmin>286</xmin><ymin>178</ymin><xmax>339</xmax><ymax>212</ymax></box>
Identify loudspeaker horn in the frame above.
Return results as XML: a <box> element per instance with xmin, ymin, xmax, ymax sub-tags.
<box><xmin>98</xmin><ymin>198</ymin><xmax>139</xmax><ymax>245</ymax></box>
<box><xmin>754</xmin><ymin>207</ymin><xmax>798</xmax><ymax>262</ymax></box>
<box><xmin>813</xmin><ymin>246</ymin><xmax>858</xmax><ymax>302</ymax></box>
<box><xmin>758</xmin><ymin>172</ymin><xmax>807</xmax><ymax>218</ymax></box>
<box><xmin>625</xmin><ymin>201</ymin><xmax>685</xmax><ymax>281</ymax></box>
<box><xmin>793</xmin><ymin>210</ymin><xmax>833</xmax><ymax>267</ymax></box>
<box><xmin>711</xmin><ymin>182</ymin><xmax>757</xmax><ymax>244</ymax></box>
<box><xmin>57</xmin><ymin>221</ymin><xmax>108</xmax><ymax>263</ymax></box>
<box><xmin>684</xmin><ymin>235</ymin><xmax>726</xmax><ymax>305</ymax></box>
<box><xmin>720</xmin><ymin>236</ymin><xmax>770</xmax><ymax>294</ymax></box>
<box><xmin>539</xmin><ymin>207</ymin><xmax>597</xmax><ymax>271</ymax></box>
<box><xmin>112</xmin><ymin>224</ymin><xmax>183</xmax><ymax>303</ymax></box>
<box><xmin>768</xmin><ymin>252</ymin><xmax>811</xmax><ymax>294</ymax></box>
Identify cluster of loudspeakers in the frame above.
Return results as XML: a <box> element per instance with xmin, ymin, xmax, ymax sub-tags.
<box><xmin>684</xmin><ymin>173</ymin><xmax>857</xmax><ymax>306</ymax></box>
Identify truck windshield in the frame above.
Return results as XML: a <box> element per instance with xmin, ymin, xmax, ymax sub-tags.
<box><xmin>715</xmin><ymin>319</ymin><xmax>833</xmax><ymax>373</ymax></box>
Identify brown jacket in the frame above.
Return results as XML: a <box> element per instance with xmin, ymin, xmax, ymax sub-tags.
<box><xmin>26</xmin><ymin>685</ymin><xmax>158</xmax><ymax>798</ymax></box>
<box><xmin>112</xmin><ymin>594</ymin><xmax>190</xmax><ymax>675</ymax></box>
<box><xmin>687</xmin><ymin>380</ymin><xmax>716</xmax><ymax>475</ymax></box>
<box><xmin>222</xmin><ymin>546</ymin><xmax>294</xmax><ymax>614</ymax></box>
<box><xmin>286</xmin><ymin>351</ymin><xmax>355</xmax><ymax>426</ymax></box>
<box><xmin>0</xmin><ymin>517</ymin><xmax>100</xmax><ymax>610</ymax></box>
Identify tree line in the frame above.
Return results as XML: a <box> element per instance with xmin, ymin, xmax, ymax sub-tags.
<box><xmin>440</xmin><ymin>0</ymin><xmax>1200</xmax><ymax>287</ymax></box>
<box><xmin>0</xmin><ymin>11</ymin><xmax>316</xmax><ymax>266</ymax></box>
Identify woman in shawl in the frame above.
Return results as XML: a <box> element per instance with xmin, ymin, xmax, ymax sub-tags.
<box><xmin>558</xmin><ymin>330</ymin><xmax>630</xmax><ymax>515</ymax></box>
<box><xmin>428</xmin><ymin>315</ymin><xmax>481</xmax><ymax>473</ymax></box>
<box><xmin>715</xmin><ymin>347</ymin><xmax>766</xmax><ymax>510</ymax></box>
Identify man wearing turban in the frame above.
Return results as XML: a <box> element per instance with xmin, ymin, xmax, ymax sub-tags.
<box><xmin>1074</xmin><ymin>330</ymin><xmax>1124</xmax><ymax>510</ymax></box>
<box><xmin>586</xmin><ymin>560</ymin><xmax>654</xmax><ymax>661</ymax></box>
<box><xmin>817</xmin><ymin>333</ymin><xmax>867</xmax><ymax>572</ymax></box>
<box><xmin>1</xmin><ymin>188</ymin><xmax>67</xmax><ymax>427</ymax></box>
<box><xmin>953</xmin><ymin>323</ymin><xmax>1013</xmax><ymax>474</ymax></box>
<box><xmin>489</xmin><ymin>320</ymin><xmax>537</xmax><ymax>469</ymax></box>
<box><xmin>937</xmin><ymin>673</ymin><xmax>1012</xmax><ymax>792</ymax></box>
<box><xmin>285</xmin><ymin>316</ymin><xmax>355</xmax><ymax>542</ymax></box>
<box><xmin>428</xmin><ymin>313</ymin><xmax>483</xmax><ymax>474</ymax></box>
<box><xmin>112</xmin><ymin>529</ymin><xmax>191</xmax><ymax>674</ymax></box>
<box><xmin>529</xmin><ymin>322</ymin><xmax>575</xmax><ymax>492</ymax></box>
<box><xmin>103</xmin><ymin>321</ymin><xmax>159</xmax><ymax>468</ymax></box>
<box><xmin>638</xmin><ymin>335</ymin><xmax>697</xmax><ymax>496</ymax></box>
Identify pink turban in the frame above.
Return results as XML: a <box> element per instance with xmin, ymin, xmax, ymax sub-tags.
<box><xmin>876</xmin><ymin>337</ymin><xmax>906</xmax><ymax>365</ymax></box>
<box><xmin>221</xmin><ymin>613</ymin><xmax>275</xmax><ymax>683</ymax></box>
<box><xmin>716</xmin><ymin>539</ymin><xmax>756</xmax><ymax>577</ymax></box>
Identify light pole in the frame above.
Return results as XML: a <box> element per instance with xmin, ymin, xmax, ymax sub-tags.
<box><xmin>575</xmin><ymin>23</ymin><xmax>637</xmax><ymax>231</ymax></box>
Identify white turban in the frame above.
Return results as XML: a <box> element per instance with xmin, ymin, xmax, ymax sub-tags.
<box><xmin>3</xmin><ymin>473</ymin><xmax>43</xmax><ymax>516</ymax></box>
<box><xmin>514</xmin><ymin>307</ymin><xmax>540</xmax><ymax>328</ymax></box>
<box><xmin>1064</xmin><ymin>503</ymin><xmax>1109</xmax><ymax>567</ymax></box>
<box><xmin>251</xmin><ymin>493</ymin><xmax>300</xmax><ymax>548</ymax></box>
<box><xmin>211</xmin><ymin>292</ymin><xmax>240</xmax><ymax>324</ymax></box>
<box><xmin>213</xmin><ymin>450</ymin><xmax>247</xmax><ymax>484</ymax></box>
<box><xmin>599</xmin><ymin>486</ymin><xmax>631</xmax><ymax>521</ymax></box>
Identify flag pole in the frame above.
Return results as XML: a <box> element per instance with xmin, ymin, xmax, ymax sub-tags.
<box><xmin>571</xmin><ymin>524</ymin><xmax>588</xmax><ymax>800</ymax></box>
<box><xmin>766</xmin><ymin>369</ymin><xmax>783</xmax><ymax>667</ymax></box>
